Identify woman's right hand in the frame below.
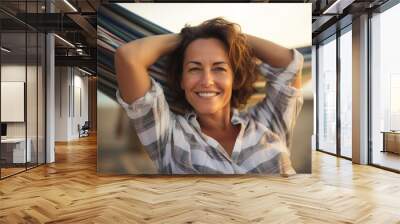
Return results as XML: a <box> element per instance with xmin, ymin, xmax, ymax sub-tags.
<box><xmin>114</xmin><ymin>34</ymin><xmax>181</xmax><ymax>104</ymax></box>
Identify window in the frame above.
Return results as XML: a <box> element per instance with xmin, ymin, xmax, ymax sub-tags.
<box><xmin>0</xmin><ymin>1</ymin><xmax>47</xmax><ymax>179</ymax></box>
<box><xmin>339</xmin><ymin>28</ymin><xmax>352</xmax><ymax>158</ymax></box>
<box><xmin>317</xmin><ymin>36</ymin><xmax>337</xmax><ymax>154</ymax></box>
<box><xmin>370</xmin><ymin>2</ymin><xmax>400</xmax><ymax>171</ymax></box>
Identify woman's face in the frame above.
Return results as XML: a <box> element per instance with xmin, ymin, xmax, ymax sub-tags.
<box><xmin>181</xmin><ymin>38</ymin><xmax>234</xmax><ymax>115</ymax></box>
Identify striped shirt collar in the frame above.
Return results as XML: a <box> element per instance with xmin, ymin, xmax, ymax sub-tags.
<box><xmin>184</xmin><ymin>108</ymin><xmax>250</xmax><ymax>163</ymax></box>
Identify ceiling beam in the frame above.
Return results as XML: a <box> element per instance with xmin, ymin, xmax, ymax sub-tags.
<box><xmin>66</xmin><ymin>13</ymin><xmax>97</xmax><ymax>46</ymax></box>
<box><xmin>55</xmin><ymin>55</ymin><xmax>96</xmax><ymax>71</ymax></box>
<box><xmin>322</xmin><ymin>0</ymin><xmax>356</xmax><ymax>14</ymax></box>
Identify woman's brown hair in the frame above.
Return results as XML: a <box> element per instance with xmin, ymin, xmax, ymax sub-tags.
<box><xmin>166</xmin><ymin>17</ymin><xmax>260</xmax><ymax>111</ymax></box>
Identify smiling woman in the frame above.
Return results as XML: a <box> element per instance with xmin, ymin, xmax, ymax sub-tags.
<box><xmin>114</xmin><ymin>18</ymin><xmax>303</xmax><ymax>176</ymax></box>
<box><xmin>181</xmin><ymin>39</ymin><xmax>235</xmax><ymax>116</ymax></box>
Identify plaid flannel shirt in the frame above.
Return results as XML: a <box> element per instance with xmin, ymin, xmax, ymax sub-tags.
<box><xmin>117</xmin><ymin>49</ymin><xmax>304</xmax><ymax>175</ymax></box>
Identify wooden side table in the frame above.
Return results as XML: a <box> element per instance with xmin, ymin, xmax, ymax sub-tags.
<box><xmin>381</xmin><ymin>131</ymin><xmax>400</xmax><ymax>154</ymax></box>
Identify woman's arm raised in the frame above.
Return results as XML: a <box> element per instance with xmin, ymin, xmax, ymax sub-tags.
<box><xmin>114</xmin><ymin>34</ymin><xmax>181</xmax><ymax>104</ymax></box>
<box><xmin>245</xmin><ymin>34</ymin><xmax>301</xmax><ymax>89</ymax></box>
<box><xmin>246</xmin><ymin>34</ymin><xmax>304</xmax><ymax>149</ymax></box>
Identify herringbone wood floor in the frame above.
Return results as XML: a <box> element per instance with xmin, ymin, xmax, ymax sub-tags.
<box><xmin>1</xmin><ymin>135</ymin><xmax>400</xmax><ymax>224</ymax></box>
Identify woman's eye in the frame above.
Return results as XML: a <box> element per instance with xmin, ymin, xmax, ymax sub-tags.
<box><xmin>188</xmin><ymin>67</ymin><xmax>200</xmax><ymax>72</ymax></box>
<box><xmin>214</xmin><ymin>67</ymin><xmax>226</xmax><ymax>72</ymax></box>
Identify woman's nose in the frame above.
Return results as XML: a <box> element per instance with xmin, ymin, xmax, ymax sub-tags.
<box><xmin>200</xmin><ymin>69</ymin><xmax>214</xmax><ymax>86</ymax></box>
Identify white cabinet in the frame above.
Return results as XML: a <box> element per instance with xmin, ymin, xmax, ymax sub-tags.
<box><xmin>1</xmin><ymin>138</ymin><xmax>32</xmax><ymax>163</ymax></box>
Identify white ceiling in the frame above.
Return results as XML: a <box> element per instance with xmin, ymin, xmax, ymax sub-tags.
<box><xmin>119</xmin><ymin>3</ymin><xmax>312</xmax><ymax>49</ymax></box>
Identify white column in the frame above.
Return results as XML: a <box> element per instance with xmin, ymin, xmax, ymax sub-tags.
<box><xmin>352</xmin><ymin>14</ymin><xmax>369</xmax><ymax>164</ymax></box>
<box><xmin>46</xmin><ymin>33</ymin><xmax>55</xmax><ymax>163</ymax></box>
<box><xmin>46</xmin><ymin>1</ymin><xmax>55</xmax><ymax>163</ymax></box>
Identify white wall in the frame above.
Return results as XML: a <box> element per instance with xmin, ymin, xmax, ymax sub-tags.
<box><xmin>1</xmin><ymin>63</ymin><xmax>46</xmax><ymax>164</ymax></box>
<box><xmin>55</xmin><ymin>67</ymin><xmax>89</xmax><ymax>141</ymax></box>
<box><xmin>55</xmin><ymin>66</ymin><xmax>69</xmax><ymax>141</ymax></box>
<box><xmin>70</xmin><ymin>72</ymin><xmax>89</xmax><ymax>139</ymax></box>
<box><xmin>1</xmin><ymin>65</ymin><xmax>30</xmax><ymax>138</ymax></box>
<box><xmin>1</xmin><ymin>65</ymin><xmax>26</xmax><ymax>129</ymax></box>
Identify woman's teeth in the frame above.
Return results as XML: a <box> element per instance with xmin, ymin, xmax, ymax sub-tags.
<box><xmin>196</xmin><ymin>92</ymin><xmax>219</xmax><ymax>97</ymax></box>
